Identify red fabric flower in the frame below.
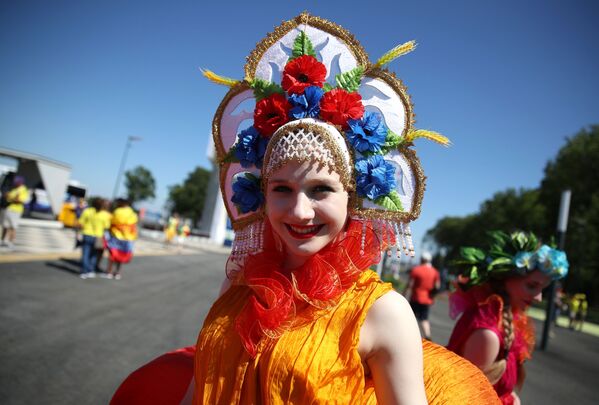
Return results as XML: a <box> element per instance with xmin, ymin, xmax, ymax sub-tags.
<box><xmin>319</xmin><ymin>88</ymin><xmax>364</xmax><ymax>129</ymax></box>
<box><xmin>254</xmin><ymin>93</ymin><xmax>291</xmax><ymax>137</ymax></box>
<box><xmin>282</xmin><ymin>55</ymin><xmax>327</xmax><ymax>95</ymax></box>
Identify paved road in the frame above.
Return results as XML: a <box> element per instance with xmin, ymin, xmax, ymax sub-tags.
<box><xmin>1</xmin><ymin>254</ymin><xmax>598</xmax><ymax>404</ymax></box>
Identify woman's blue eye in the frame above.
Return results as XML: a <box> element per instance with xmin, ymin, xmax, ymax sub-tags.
<box><xmin>313</xmin><ymin>185</ymin><xmax>334</xmax><ymax>193</ymax></box>
<box><xmin>272</xmin><ymin>185</ymin><xmax>292</xmax><ymax>192</ymax></box>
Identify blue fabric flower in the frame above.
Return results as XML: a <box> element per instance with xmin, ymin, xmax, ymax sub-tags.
<box><xmin>234</xmin><ymin>126</ymin><xmax>268</xmax><ymax>169</ymax></box>
<box><xmin>346</xmin><ymin>111</ymin><xmax>388</xmax><ymax>154</ymax></box>
<box><xmin>534</xmin><ymin>245</ymin><xmax>552</xmax><ymax>273</ymax></box>
<box><xmin>355</xmin><ymin>155</ymin><xmax>396</xmax><ymax>200</ymax></box>
<box><xmin>513</xmin><ymin>251</ymin><xmax>536</xmax><ymax>273</ymax></box>
<box><xmin>288</xmin><ymin>85</ymin><xmax>323</xmax><ymax>119</ymax></box>
<box><xmin>549</xmin><ymin>249</ymin><xmax>569</xmax><ymax>278</ymax></box>
<box><xmin>231</xmin><ymin>174</ymin><xmax>264</xmax><ymax>214</ymax></box>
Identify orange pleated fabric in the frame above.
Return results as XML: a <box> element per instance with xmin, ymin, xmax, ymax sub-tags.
<box><xmin>422</xmin><ymin>340</ymin><xmax>501</xmax><ymax>404</ymax></box>
<box><xmin>194</xmin><ymin>270</ymin><xmax>387</xmax><ymax>404</ymax></box>
<box><xmin>194</xmin><ymin>270</ymin><xmax>500</xmax><ymax>404</ymax></box>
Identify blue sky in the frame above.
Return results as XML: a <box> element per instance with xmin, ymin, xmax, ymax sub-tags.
<box><xmin>1</xmin><ymin>0</ymin><xmax>598</xmax><ymax>249</ymax></box>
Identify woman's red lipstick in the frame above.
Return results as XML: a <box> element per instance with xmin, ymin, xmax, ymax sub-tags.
<box><xmin>285</xmin><ymin>224</ymin><xmax>324</xmax><ymax>239</ymax></box>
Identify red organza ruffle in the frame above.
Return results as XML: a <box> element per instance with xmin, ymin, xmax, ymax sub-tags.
<box><xmin>234</xmin><ymin>218</ymin><xmax>393</xmax><ymax>357</ymax></box>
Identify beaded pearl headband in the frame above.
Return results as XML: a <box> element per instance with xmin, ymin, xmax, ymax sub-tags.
<box><xmin>204</xmin><ymin>13</ymin><xmax>449</xmax><ymax>263</ymax></box>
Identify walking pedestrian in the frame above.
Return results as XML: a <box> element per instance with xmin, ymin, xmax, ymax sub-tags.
<box><xmin>105</xmin><ymin>199</ymin><xmax>138</xmax><ymax>280</ymax></box>
<box><xmin>78</xmin><ymin>198</ymin><xmax>110</xmax><ymax>279</ymax></box>
<box><xmin>405</xmin><ymin>251</ymin><xmax>441</xmax><ymax>340</ymax></box>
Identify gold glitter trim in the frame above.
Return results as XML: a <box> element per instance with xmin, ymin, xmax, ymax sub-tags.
<box><xmin>363</xmin><ymin>67</ymin><xmax>415</xmax><ymax>137</ymax></box>
<box><xmin>219</xmin><ymin>163</ymin><xmax>265</xmax><ymax>231</ymax></box>
<box><xmin>212</xmin><ymin>81</ymin><xmax>252</xmax><ymax>163</ymax></box>
<box><xmin>261</xmin><ymin>121</ymin><xmax>355</xmax><ymax>192</ymax></box>
<box><xmin>244</xmin><ymin>12</ymin><xmax>370</xmax><ymax>81</ymax></box>
<box><xmin>350</xmin><ymin>148</ymin><xmax>425</xmax><ymax>222</ymax></box>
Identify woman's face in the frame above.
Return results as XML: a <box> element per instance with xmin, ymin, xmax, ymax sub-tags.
<box><xmin>504</xmin><ymin>270</ymin><xmax>551</xmax><ymax>312</ymax></box>
<box><xmin>266</xmin><ymin>160</ymin><xmax>349</xmax><ymax>269</ymax></box>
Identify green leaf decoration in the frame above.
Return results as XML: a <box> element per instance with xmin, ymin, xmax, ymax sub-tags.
<box><xmin>250</xmin><ymin>78</ymin><xmax>284</xmax><ymax>102</ymax></box>
<box><xmin>469</xmin><ymin>266</ymin><xmax>479</xmax><ymax>281</ymax></box>
<box><xmin>322</xmin><ymin>82</ymin><xmax>334</xmax><ymax>92</ymax></box>
<box><xmin>244</xmin><ymin>172</ymin><xmax>260</xmax><ymax>184</ymax></box>
<box><xmin>222</xmin><ymin>147</ymin><xmax>239</xmax><ymax>164</ymax></box>
<box><xmin>461</xmin><ymin>247</ymin><xmax>486</xmax><ymax>263</ymax></box>
<box><xmin>291</xmin><ymin>31</ymin><xmax>316</xmax><ymax>60</ymax></box>
<box><xmin>373</xmin><ymin>190</ymin><xmax>404</xmax><ymax>212</ymax></box>
<box><xmin>380</xmin><ymin>129</ymin><xmax>403</xmax><ymax>154</ymax></box>
<box><xmin>487</xmin><ymin>257</ymin><xmax>512</xmax><ymax>270</ymax></box>
<box><xmin>335</xmin><ymin>66</ymin><xmax>364</xmax><ymax>93</ymax></box>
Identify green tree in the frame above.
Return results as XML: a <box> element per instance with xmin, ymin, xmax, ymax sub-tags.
<box><xmin>425</xmin><ymin>125</ymin><xmax>599</xmax><ymax>304</ymax></box>
<box><xmin>425</xmin><ymin>188</ymin><xmax>546</xmax><ymax>264</ymax></box>
<box><xmin>539</xmin><ymin>125</ymin><xmax>599</xmax><ymax>296</ymax></box>
<box><xmin>167</xmin><ymin>166</ymin><xmax>211</xmax><ymax>225</ymax></box>
<box><xmin>124</xmin><ymin>166</ymin><xmax>156</xmax><ymax>205</ymax></box>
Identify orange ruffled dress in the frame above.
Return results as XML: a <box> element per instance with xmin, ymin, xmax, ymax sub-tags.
<box><xmin>194</xmin><ymin>270</ymin><xmax>500</xmax><ymax>404</ymax></box>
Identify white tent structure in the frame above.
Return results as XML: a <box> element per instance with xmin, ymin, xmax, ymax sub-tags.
<box><xmin>0</xmin><ymin>147</ymin><xmax>71</xmax><ymax>217</ymax></box>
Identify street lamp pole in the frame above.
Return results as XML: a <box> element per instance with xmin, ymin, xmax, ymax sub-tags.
<box><xmin>540</xmin><ymin>189</ymin><xmax>571</xmax><ymax>350</ymax></box>
<box><xmin>112</xmin><ymin>136</ymin><xmax>142</xmax><ymax>201</ymax></box>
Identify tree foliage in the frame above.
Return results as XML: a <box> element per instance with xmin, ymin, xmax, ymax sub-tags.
<box><xmin>167</xmin><ymin>166</ymin><xmax>211</xmax><ymax>226</ymax></box>
<box><xmin>124</xmin><ymin>166</ymin><xmax>156</xmax><ymax>206</ymax></box>
<box><xmin>425</xmin><ymin>125</ymin><xmax>599</xmax><ymax>303</ymax></box>
<box><xmin>539</xmin><ymin>125</ymin><xmax>599</xmax><ymax>298</ymax></box>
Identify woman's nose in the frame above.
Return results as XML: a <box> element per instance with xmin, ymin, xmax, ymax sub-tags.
<box><xmin>289</xmin><ymin>192</ymin><xmax>314</xmax><ymax>221</ymax></box>
<box><xmin>533</xmin><ymin>292</ymin><xmax>542</xmax><ymax>302</ymax></box>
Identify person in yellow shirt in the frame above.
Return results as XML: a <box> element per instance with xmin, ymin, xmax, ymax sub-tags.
<box><xmin>1</xmin><ymin>176</ymin><xmax>29</xmax><ymax>249</ymax></box>
<box><xmin>105</xmin><ymin>198</ymin><xmax>138</xmax><ymax>280</ymax></box>
<box><xmin>78</xmin><ymin>198</ymin><xmax>111</xmax><ymax>279</ymax></box>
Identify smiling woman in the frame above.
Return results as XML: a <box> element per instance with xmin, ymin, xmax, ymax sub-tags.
<box><xmin>111</xmin><ymin>13</ymin><xmax>500</xmax><ymax>405</ymax></box>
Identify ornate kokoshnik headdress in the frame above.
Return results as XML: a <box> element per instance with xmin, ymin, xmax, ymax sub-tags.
<box><xmin>204</xmin><ymin>12</ymin><xmax>449</xmax><ymax>265</ymax></box>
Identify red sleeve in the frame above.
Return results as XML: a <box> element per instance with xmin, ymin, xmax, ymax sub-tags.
<box><xmin>448</xmin><ymin>295</ymin><xmax>504</xmax><ymax>354</ymax></box>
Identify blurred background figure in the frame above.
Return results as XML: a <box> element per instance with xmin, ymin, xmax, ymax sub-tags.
<box><xmin>404</xmin><ymin>251</ymin><xmax>441</xmax><ymax>341</ymax></box>
<box><xmin>568</xmin><ymin>293</ymin><xmax>588</xmax><ymax>331</ymax></box>
<box><xmin>105</xmin><ymin>199</ymin><xmax>138</xmax><ymax>280</ymax></box>
<box><xmin>73</xmin><ymin>197</ymin><xmax>88</xmax><ymax>249</ymax></box>
<box><xmin>78</xmin><ymin>198</ymin><xmax>110</xmax><ymax>279</ymax></box>
<box><xmin>0</xmin><ymin>176</ymin><xmax>29</xmax><ymax>250</ymax></box>
<box><xmin>94</xmin><ymin>199</ymin><xmax>113</xmax><ymax>272</ymax></box>
<box><xmin>552</xmin><ymin>285</ymin><xmax>565</xmax><ymax>327</ymax></box>
<box><xmin>164</xmin><ymin>212</ymin><xmax>179</xmax><ymax>245</ymax></box>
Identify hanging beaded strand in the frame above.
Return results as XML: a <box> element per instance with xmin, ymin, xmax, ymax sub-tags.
<box><xmin>360</xmin><ymin>219</ymin><xmax>367</xmax><ymax>255</ymax></box>
<box><xmin>403</xmin><ymin>223</ymin><xmax>415</xmax><ymax>257</ymax></box>
<box><xmin>393</xmin><ymin>222</ymin><xmax>402</xmax><ymax>260</ymax></box>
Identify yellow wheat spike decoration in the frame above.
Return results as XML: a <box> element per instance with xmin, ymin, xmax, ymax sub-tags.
<box><xmin>200</xmin><ymin>68</ymin><xmax>239</xmax><ymax>87</ymax></box>
<box><xmin>374</xmin><ymin>40</ymin><xmax>417</xmax><ymax>68</ymax></box>
<box><xmin>405</xmin><ymin>129</ymin><xmax>451</xmax><ymax>147</ymax></box>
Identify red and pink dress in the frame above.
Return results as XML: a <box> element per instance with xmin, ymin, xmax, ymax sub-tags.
<box><xmin>447</xmin><ymin>287</ymin><xmax>535</xmax><ymax>405</ymax></box>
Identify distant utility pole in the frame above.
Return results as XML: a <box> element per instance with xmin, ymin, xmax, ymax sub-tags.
<box><xmin>540</xmin><ymin>189</ymin><xmax>571</xmax><ymax>350</ymax></box>
<box><xmin>112</xmin><ymin>136</ymin><xmax>142</xmax><ymax>201</ymax></box>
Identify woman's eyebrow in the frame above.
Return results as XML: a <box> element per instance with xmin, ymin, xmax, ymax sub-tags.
<box><xmin>268</xmin><ymin>179</ymin><xmax>289</xmax><ymax>184</ymax></box>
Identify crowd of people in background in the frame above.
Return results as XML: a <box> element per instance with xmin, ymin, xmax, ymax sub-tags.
<box><xmin>73</xmin><ymin>197</ymin><xmax>139</xmax><ymax>280</ymax></box>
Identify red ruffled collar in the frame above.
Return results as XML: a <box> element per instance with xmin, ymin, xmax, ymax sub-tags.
<box><xmin>231</xmin><ymin>219</ymin><xmax>392</xmax><ymax>357</ymax></box>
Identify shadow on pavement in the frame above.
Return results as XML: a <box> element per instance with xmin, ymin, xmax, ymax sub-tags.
<box><xmin>45</xmin><ymin>257</ymin><xmax>82</xmax><ymax>276</ymax></box>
